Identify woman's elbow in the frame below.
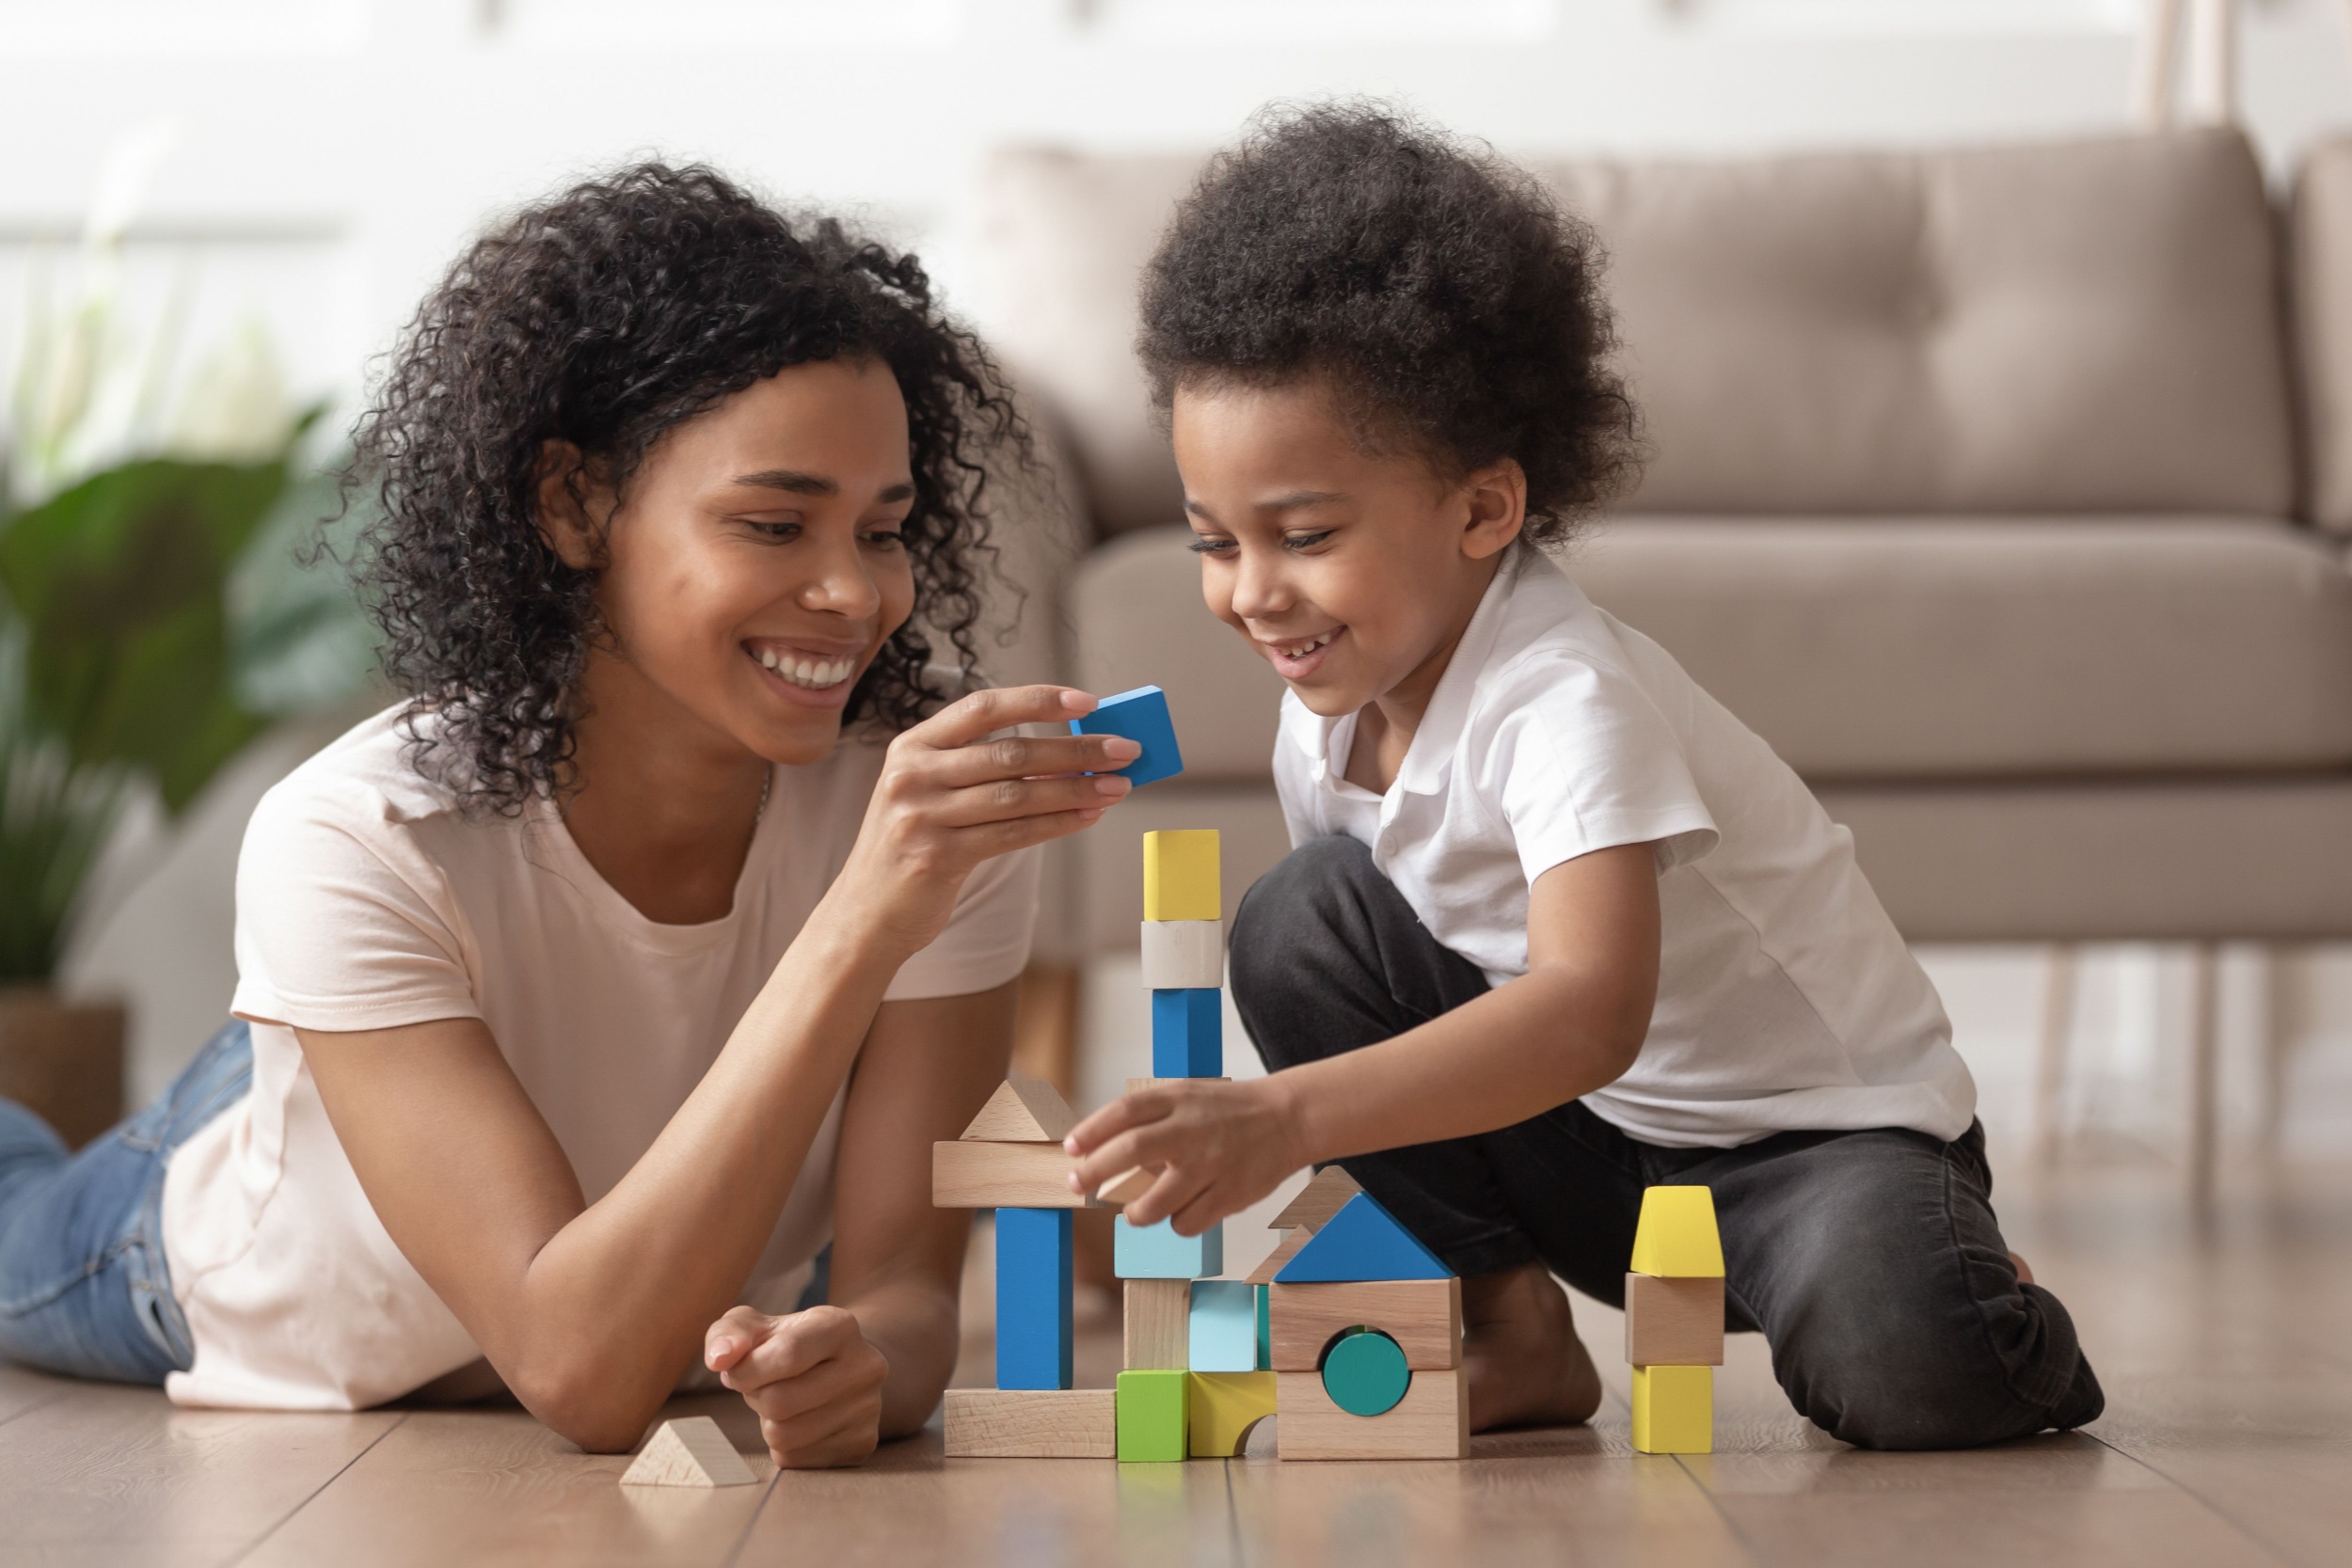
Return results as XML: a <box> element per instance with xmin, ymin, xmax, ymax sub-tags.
<box><xmin>513</xmin><ymin>1362</ymin><xmax>669</xmax><ymax>1454</ymax></box>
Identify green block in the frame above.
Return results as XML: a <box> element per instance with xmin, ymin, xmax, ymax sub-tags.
<box><xmin>1254</xmin><ymin>1283</ymin><xmax>1271</xmax><ymax>1371</ymax></box>
<box><xmin>1320</xmin><ymin>1328</ymin><xmax>1410</xmax><ymax>1418</ymax></box>
<box><xmin>1117</xmin><ymin>1370</ymin><xmax>1189</xmax><ymax>1462</ymax></box>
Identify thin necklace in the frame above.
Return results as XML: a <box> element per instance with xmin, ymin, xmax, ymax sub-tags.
<box><xmin>755</xmin><ymin>767</ymin><xmax>771</xmax><ymax>825</ymax></box>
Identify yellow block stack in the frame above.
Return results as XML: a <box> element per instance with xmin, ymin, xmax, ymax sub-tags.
<box><xmin>1624</xmin><ymin>1185</ymin><xmax>1724</xmax><ymax>1455</ymax></box>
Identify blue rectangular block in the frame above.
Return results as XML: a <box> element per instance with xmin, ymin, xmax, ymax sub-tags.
<box><xmin>994</xmin><ymin>1208</ymin><xmax>1073</xmax><ymax>1390</ymax></box>
<box><xmin>1115</xmin><ymin>1215</ymin><xmax>1224</xmax><ymax>1280</ymax></box>
<box><xmin>1071</xmin><ymin>685</ymin><xmax>1185</xmax><ymax>789</ymax></box>
<box><xmin>1189</xmin><ymin>1280</ymin><xmax>1258</xmax><ymax>1372</ymax></box>
<box><xmin>1151</xmin><ymin>989</ymin><xmax>1222</xmax><ymax>1078</ymax></box>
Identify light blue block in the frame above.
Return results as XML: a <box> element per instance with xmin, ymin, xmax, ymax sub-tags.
<box><xmin>1151</xmin><ymin>989</ymin><xmax>1221</xmax><ymax>1077</ymax></box>
<box><xmin>1189</xmin><ymin>1280</ymin><xmax>1258</xmax><ymax>1372</ymax></box>
<box><xmin>994</xmin><ymin>1208</ymin><xmax>1073</xmax><ymax>1390</ymax></box>
<box><xmin>1115</xmin><ymin>1215</ymin><xmax>1223</xmax><ymax>1280</ymax></box>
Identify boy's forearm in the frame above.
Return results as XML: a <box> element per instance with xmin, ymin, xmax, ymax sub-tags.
<box><xmin>1276</xmin><ymin>965</ymin><xmax>1644</xmax><ymax>1166</ymax></box>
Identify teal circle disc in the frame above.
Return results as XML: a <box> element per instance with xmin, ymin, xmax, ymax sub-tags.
<box><xmin>1320</xmin><ymin>1328</ymin><xmax>1410</xmax><ymax>1418</ymax></box>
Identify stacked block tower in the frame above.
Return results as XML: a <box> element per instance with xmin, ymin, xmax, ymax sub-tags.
<box><xmin>1624</xmin><ymin>1184</ymin><xmax>1725</xmax><ymax>1454</ymax></box>
<box><xmin>1259</xmin><ymin>1167</ymin><xmax>1469</xmax><ymax>1460</ymax></box>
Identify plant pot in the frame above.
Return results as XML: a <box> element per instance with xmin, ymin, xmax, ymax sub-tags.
<box><xmin>0</xmin><ymin>987</ymin><xmax>126</xmax><ymax>1150</ymax></box>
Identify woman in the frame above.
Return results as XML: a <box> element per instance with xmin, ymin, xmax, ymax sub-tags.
<box><xmin>0</xmin><ymin>164</ymin><xmax>1131</xmax><ymax>1468</ymax></box>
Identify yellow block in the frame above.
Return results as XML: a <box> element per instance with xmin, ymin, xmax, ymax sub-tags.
<box><xmin>1631</xmin><ymin>1364</ymin><xmax>1711</xmax><ymax>1454</ymax></box>
<box><xmin>1187</xmin><ymin>1370</ymin><xmax>1278</xmax><ymax>1457</ymax></box>
<box><xmin>1629</xmin><ymin>1185</ymin><xmax>1724</xmax><ymax>1277</ymax></box>
<box><xmin>1143</xmin><ymin>831</ymin><xmax>1221</xmax><ymax>923</ymax></box>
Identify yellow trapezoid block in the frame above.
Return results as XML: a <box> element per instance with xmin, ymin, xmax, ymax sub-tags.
<box><xmin>1629</xmin><ymin>1185</ymin><xmax>1724</xmax><ymax>1277</ymax></box>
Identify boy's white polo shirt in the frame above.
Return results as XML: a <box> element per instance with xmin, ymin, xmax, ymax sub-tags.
<box><xmin>1270</xmin><ymin>545</ymin><xmax>1974</xmax><ymax>1150</ymax></box>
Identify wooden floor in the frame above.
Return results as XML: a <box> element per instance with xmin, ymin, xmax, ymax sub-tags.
<box><xmin>5</xmin><ymin>1155</ymin><xmax>2349</xmax><ymax>1567</ymax></box>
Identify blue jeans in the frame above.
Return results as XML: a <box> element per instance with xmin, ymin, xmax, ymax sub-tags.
<box><xmin>0</xmin><ymin>1020</ymin><xmax>252</xmax><ymax>1384</ymax></box>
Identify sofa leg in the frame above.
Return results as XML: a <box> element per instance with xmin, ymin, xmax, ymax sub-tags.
<box><xmin>2186</xmin><ymin>942</ymin><xmax>2220</xmax><ymax>1212</ymax></box>
<box><xmin>2135</xmin><ymin>0</ymin><xmax>2185</xmax><ymax>128</ymax></box>
<box><xmin>2033</xmin><ymin>942</ymin><xmax>2077</xmax><ymax>1166</ymax></box>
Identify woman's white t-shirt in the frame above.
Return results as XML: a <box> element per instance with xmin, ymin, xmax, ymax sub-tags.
<box><xmin>158</xmin><ymin>705</ymin><xmax>1038</xmax><ymax>1411</ymax></box>
<box><xmin>1273</xmin><ymin>546</ymin><xmax>1974</xmax><ymax>1150</ymax></box>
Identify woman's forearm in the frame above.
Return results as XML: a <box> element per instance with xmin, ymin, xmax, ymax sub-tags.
<box><xmin>841</xmin><ymin>1275</ymin><xmax>963</xmax><ymax>1438</ymax></box>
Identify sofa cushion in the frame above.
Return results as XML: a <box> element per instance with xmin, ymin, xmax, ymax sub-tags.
<box><xmin>1575</xmin><ymin>516</ymin><xmax>2352</xmax><ymax>779</ymax></box>
<box><xmin>2295</xmin><ymin>135</ymin><xmax>2352</xmax><ymax>533</ymax></box>
<box><xmin>1069</xmin><ymin>520</ymin><xmax>2352</xmax><ymax>785</ymax></box>
<box><xmin>980</xmin><ymin>130</ymin><xmax>2293</xmax><ymax>535</ymax></box>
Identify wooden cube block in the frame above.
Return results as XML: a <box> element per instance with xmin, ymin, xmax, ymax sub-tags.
<box><xmin>1116</xmin><ymin>1370</ymin><xmax>1189</xmax><ymax>1462</ymax></box>
<box><xmin>932</xmin><ymin>1141</ymin><xmax>1093</xmax><ymax>1210</ymax></box>
<box><xmin>1631</xmin><ymin>1364</ymin><xmax>1712</xmax><ymax>1454</ymax></box>
<box><xmin>1273</xmin><ymin>1368</ymin><xmax>1467</xmax><ymax>1460</ymax></box>
<box><xmin>1123</xmin><ymin>1278</ymin><xmax>1189</xmax><ymax>1370</ymax></box>
<box><xmin>944</xmin><ymin>1388</ymin><xmax>1116</xmax><ymax>1458</ymax></box>
<box><xmin>1268</xmin><ymin>1277</ymin><xmax>1460</xmax><ymax>1371</ymax></box>
<box><xmin>1115</xmin><ymin>1215</ymin><xmax>1222</xmax><ymax>1279</ymax></box>
<box><xmin>1142</xmin><ymin>829</ymin><xmax>1219</xmax><ymax>921</ymax></box>
<box><xmin>1187</xmin><ymin>1370</ymin><xmax>1278</xmax><ymax>1457</ymax></box>
<box><xmin>1189</xmin><ymin>1279</ymin><xmax>1257</xmax><ymax>1372</ymax></box>
<box><xmin>1624</xmin><ymin>1272</ymin><xmax>1724</xmax><ymax>1367</ymax></box>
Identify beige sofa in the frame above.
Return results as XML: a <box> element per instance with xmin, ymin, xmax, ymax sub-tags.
<box><xmin>977</xmin><ymin>127</ymin><xmax>2352</xmax><ymax>991</ymax></box>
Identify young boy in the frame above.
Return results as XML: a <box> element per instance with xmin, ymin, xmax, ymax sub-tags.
<box><xmin>1064</xmin><ymin>105</ymin><xmax>2102</xmax><ymax>1450</ymax></box>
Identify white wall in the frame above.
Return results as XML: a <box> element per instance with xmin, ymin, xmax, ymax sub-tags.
<box><xmin>13</xmin><ymin>0</ymin><xmax>2352</xmax><ymax>1156</ymax></box>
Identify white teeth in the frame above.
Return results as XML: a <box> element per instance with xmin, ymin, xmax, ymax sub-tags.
<box><xmin>753</xmin><ymin>647</ymin><xmax>855</xmax><ymax>689</ymax></box>
<box><xmin>1277</xmin><ymin>631</ymin><xmax>1336</xmax><ymax>658</ymax></box>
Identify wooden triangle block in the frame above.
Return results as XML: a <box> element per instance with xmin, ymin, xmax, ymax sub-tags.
<box><xmin>961</xmin><ymin>1076</ymin><xmax>1077</xmax><ymax>1144</ymax></box>
<box><xmin>619</xmin><ymin>1417</ymin><xmax>757</xmax><ymax>1487</ymax></box>
<box><xmin>1268</xmin><ymin>1166</ymin><xmax>1361</xmax><ymax>1233</ymax></box>
<box><xmin>1274</xmin><ymin>1192</ymin><xmax>1449</xmax><ymax>1283</ymax></box>
<box><xmin>1245</xmin><ymin>1225</ymin><xmax>1311</xmax><ymax>1285</ymax></box>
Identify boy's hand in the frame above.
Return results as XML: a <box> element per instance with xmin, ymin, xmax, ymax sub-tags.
<box><xmin>705</xmin><ymin>1305</ymin><xmax>888</xmax><ymax>1469</ymax></box>
<box><xmin>1063</xmin><ymin>1077</ymin><xmax>1310</xmax><ymax>1234</ymax></box>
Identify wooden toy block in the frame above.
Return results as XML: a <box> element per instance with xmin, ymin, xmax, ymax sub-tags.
<box><xmin>1246</xmin><ymin>1226</ymin><xmax>1311</xmax><ymax>1285</ymax></box>
<box><xmin>1274</xmin><ymin>1367</ymin><xmax>1468</xmax><ymax>1461</ymax></box>
<box><xmin>620</xmin><ymin>1417</ymin><xmax>756</xmax><ymax>1487</ymax></box>
<box><xmin>1256</xmin><ymin>1284</ymin><xmax>1270</xmax><ymax>1370</ymax></box>
<box><xmin>1630</xmin><ymin>1364</ymin><xmax>1712</xmax><ymax>1454</ymax></box>
<box><xmin>1123</xmin><ymin>1278</ymin><xmax>1189</xmax><ymax>1370</ymax></box>
<box><xmin>960</xmin><ymin>1075</ymin><xmax>1077</xmax><ymax>1143</ymax></box>
<box><xmin>995</xmin><ymin>1208</ymin><xmax>1073</xmax><ymax>1390</ymax></box>
<box><xmin>1115</xmin><ymin>1214</ymin><xmax>1222</xmax><ymax>1278</ymax></box>
<box><xmin>1073</xmin><ymin>686</ymin><xmax>1185</xmax><ymax>789</ymax></box>
<box><xmin>1142</xmin><ymin>829</ymin><xmax>1220</xmax><ymax>922</ymax></box>
<box><xmin>1623</xmin><ymin>1272</ymin><xmax>1724</xmax><ymax>1367</ymax></box>
<box><xmin>1139</xmin><ymin>921</ymin><xmax>1223</xmax><ymax>990</ymax></box>
<box><xmin>1629</xmin><ymin>1185</ymin><xmax>1725</xmax><ymax>1277</ymax></box>
<box><xmin>943</xmin><ymin>1388</ymin><xmax>1117</xmax><ymax>1458</ymax></box>
<box><xmin>1116</xmin><ymin>1370</ymin><xmax>1189</xmax><ymax>1462</ymax></box>
<box><xmin>1189</xmin><ymin>1279</ymin><xmax>1258</xmax><ymax>1372</ymax></box>
<box><xmin>1149</xmin><ymin>989</ymin><xmax>1222</xmax><ymax>1077</ymax></box>
<box><xmin>932</xmin><ymin>1141</ymin><xmax>1096</xmax><ymax>1209</ymax></box>
<box><xmin>1269</xmin><ymin>1166</ymin><xmax>1362</xmax><ymax>1234</ymax></box>
<box><xmin>1097</xmin><ymin>1166</ymin><xmax>1156</xmax><ymax>1206</ymax></box>
<box><xmin>1269</xmin><ymin>1277</ymin><xmax>1461</xmax><ymax>1371</ymax></box>
<box><xmin>1274</xmin><ymin>1192</ymin><xmax>1449</xmax><ymax>1283</ymax></box>
<box><xmin>1187</xmin><ymin>1370</ymin><xmax>1278</xmax><ymax>1457</ymax></box>
<box><xmin>1320</xmin><ymin>1328</ymin><xmax>1411</xmax><ymax>1416</ymax></box>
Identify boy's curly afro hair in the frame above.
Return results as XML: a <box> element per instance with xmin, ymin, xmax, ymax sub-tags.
<box><xmin>1136</xmin><ymin>103</ymin><xmax>1640</xmax><ymax>546</ymax></box>
<box><xmin>348</xmin><ymin>161</ymin><xmax>1022</xmax><ymax>815</ymax></box>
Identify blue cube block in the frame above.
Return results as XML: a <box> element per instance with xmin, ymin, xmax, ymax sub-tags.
<box><xmin>1115</xmin><ymin>1215</ymin><xmax>1223</xmax><ymax>1280</ymax></box>
<box><xmin>994</xmin><ymin>1208</ymin><xmax>1073</xmax><ymax>1390</ymax></box>
<box><xmin>1151</xmin><ymin>989</ymin><xmax>1222</xmax><ymax>1078</ymax></box>
<box><xmin>1071</xmin><ymin>685</ymin><xmax>1185</xmax><ymax>789</ymax></box>
<box><xmin>1189</xmin><ymin>1280</ymin><xmax>1258</xmax><ymax>1372</ymax></box>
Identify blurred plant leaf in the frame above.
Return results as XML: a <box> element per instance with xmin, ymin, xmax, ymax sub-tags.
<box><xmin>0</xmin><ymin>626</ymin><xmax>134</xmax><ymax>982</ymax></box>
<box><xmin>228</xmin><ymin>462</ymin><xmax>381</xmax><ymax>716</ymax></box>
<box><xmin>0</xmin><ymin>453</ymin><xmax>289</xmax><ymax>812</ymax></box>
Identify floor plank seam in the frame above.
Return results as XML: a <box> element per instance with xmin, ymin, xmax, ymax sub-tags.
<box><xmin>718</xmin><ymin>1460</ymin><xmax>785</xmax><ymax>1568</ymax></box>
<box><xmin>222</xmin><ymin>1409</ymin><xmax>413</xmax><ymax>1567</ymax></box>
<box><xmin>1672</xmin><ymin>1451</ymin><xmax>1770</xmax><ymax>1567</ymax></box>
<box><xmin>0</xmin><ymin>1388</ymin><xmax>71</xmax><ymax>1433</ymax></box>
<box><xmin>2081</xmin><ymin>1432</ymin><xmax>2301</xmax><ymax>1567</ymax></box>
<box><xmin>1221</xmin><ymin>1457</ymin><xmax>1247</xmax><ymax>1567</ymax></box>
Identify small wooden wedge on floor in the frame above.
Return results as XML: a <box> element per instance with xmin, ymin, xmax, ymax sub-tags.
<box><xmin>620</xmin><ymin>1417</ymin><xmax>757</xmax><ymax>1487</ymax></box>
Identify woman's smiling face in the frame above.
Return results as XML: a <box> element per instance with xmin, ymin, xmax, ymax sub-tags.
<box><xmin>549</xmin><ymin>357</ymin><xmax>919</xmax><ymax>768</ymax></box>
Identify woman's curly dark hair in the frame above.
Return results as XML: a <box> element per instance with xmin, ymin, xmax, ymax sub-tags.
<box><xmin>1136</xmin><ymin>103</ymin><xmax>1640</xmax><ymax>545</ymax></box>
<box><xmin>348</xmin><ymin>161</ymin><xmax>1023</xmax><ymax>814</ymax></box>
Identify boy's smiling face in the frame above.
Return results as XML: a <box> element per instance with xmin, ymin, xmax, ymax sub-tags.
<box><xmin>1172</xmin><ymin>376</ymin><xmax>1525</xmax><ymax>724</ymax></box>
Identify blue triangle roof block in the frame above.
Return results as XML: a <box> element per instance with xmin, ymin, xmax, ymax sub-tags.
<box><xmin>1273</xmin><ymin>1191</ymin><xmax>1451</xmax><ymax>1283</ymax></box>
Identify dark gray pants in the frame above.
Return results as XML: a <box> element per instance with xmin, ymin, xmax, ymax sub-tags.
<box><xmin>1230</xmin><ymin>835</ymin><xmax>2105</xmax><ymax>1450</ymax></box>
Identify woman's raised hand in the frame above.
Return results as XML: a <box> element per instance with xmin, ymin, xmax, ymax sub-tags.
<box><xmin>835</xmin><ymin>686</ymin><xmax>1135</xmax><ymax>954</ymax></box>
